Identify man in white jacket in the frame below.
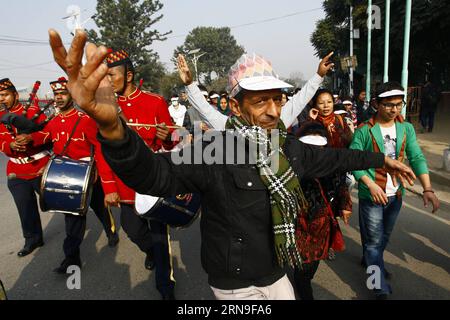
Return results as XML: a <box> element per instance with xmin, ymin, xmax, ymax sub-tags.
<box><xmin>168</xmin><ymin>95</ymin><xmax>187</xmax><ymax>127</ymax></box>
<box><xmin>177</xmin><ymin>52</ymin><xmax>335</xmax><ymax>130</ymax></box>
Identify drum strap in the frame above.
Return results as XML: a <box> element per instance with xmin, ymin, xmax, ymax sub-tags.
<box><xmin>59</xmin><ymin>116</ymin><xmax>82</xmax><ymax>159</ymax></box>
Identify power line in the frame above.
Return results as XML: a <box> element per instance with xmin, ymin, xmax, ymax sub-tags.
<box><xmin>230</xmin><ymin>7</ymin><xmax>322</xmax><ymax>29</ymax></box>
<box><xmin>166</xmin><ymin>7</ymin><xmax>322</xmax><ymax>39</ymax></box>
<box><xmin>0</xmin><ymin>61</ymin><xmax>55</xmax><ymax>71</ymax></box>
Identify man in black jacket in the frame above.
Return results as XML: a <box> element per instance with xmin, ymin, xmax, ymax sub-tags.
<box><xmin>48</xmin><ymin>29</ymin><xmax>416</xmax><ymax>300</ymax></box>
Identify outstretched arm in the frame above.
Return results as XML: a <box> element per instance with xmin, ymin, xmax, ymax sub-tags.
<box><xmin>288</xmin><ymin>139</ymin><xmax>416</xmax><ymax>187</ymax></box>
<box><xmin>281</xmin><ymin>52</ymin><xmax>334</xmax><ymax>127</ymax></box>
<box><xmin>48</xmin><ymin>29</ymin><xmax>208</xmax><ymax>197</ymax></box>
<box><xmin>177</xmin><ymin>54</ymin><xmax>227</xmax><ymax>130</ymax></box>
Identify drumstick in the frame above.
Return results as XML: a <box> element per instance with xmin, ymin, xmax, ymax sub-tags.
<box><xmin>8</xmin><ymin>172</ymin><xmax>41</xmax><ymax>180</ymax></box>
<box><xmin>126</xmin><ymin>123</ymin><xmax>182</xmax><ymax>129</ymax></box>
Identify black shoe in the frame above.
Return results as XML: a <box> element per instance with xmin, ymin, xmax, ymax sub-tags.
<box><xmin>107</xmin><ymin>232</ymin><xmax>119</xmax><ymax>248</ymax></box>
<box><xmin>17</xmin><ymin>240</ymin><xmax>44</xmax><ymax>257</ymax></box>
<box><xmin>53</xmin><ymin>257</ymin><xmax>82</xmax><ymax>274</ymax></box>
<box><xmin>161</xmin><ymin>292</ymin><xmax>176</xmax><ymax>300</ymax></box>
<box><xmin>145</xmin><ymin>252</ymin><xmax>155</xmax><ymax>271</ymax></box>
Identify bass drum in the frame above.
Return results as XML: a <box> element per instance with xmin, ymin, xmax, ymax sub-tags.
<box><xmin>40</xmin><ymin>156</ymin><xmax>95</xmax><ymax>216</ymax></box>
<box><xmin>135</xmin><ymin>193</ymin><xmax>201</xmax><ymax>228</ymax></box>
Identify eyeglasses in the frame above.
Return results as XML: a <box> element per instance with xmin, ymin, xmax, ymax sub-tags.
<box><xmin>380</xmin><ymin>101</ymin><xmax>406</xmax><ymax>110</ymax></box>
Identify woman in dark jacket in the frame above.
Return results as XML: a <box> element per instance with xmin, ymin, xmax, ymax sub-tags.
<box><xmin>294</xmin><ymin>122</ymin><xmax>349</xmax><ymax>300</ymax></box>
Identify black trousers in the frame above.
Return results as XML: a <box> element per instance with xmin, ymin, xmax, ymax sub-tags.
<box><xmin>63</xmin><ymin>180</ymin><xmax>115</xmax><ymax>258</ymax></box>
<box><xmin>293</xmin><ymin>260</ymin><xmax>321</xmax><ymax>300</ymax></box>
<box><xmin>120</xmin><ymin>204</ymin><xmax>175</xmax><ymax>296</ymax></box>
<box><xmin>7</xmin><ymin>177</ymin><xmax>43</xmax><ymax>246</ymax></box>
<box><xmin>420</xmin><ymin>109</ymin><xmax>436</xmax><ymax>131</ymax></box>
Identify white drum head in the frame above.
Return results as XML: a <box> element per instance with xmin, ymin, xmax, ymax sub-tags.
<box><xmin>135</xmin><ymin>193</ymin><xmax>161</xmax><ymax>214</ymax></box>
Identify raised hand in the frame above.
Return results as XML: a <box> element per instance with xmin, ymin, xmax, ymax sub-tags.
<box><xmin>48</xmin><ymin>29</ymin><xmax>123</xmax><ymax>140</ymax></box>
<box><xmin>317</xmin><ymin>52</ymin><xmax>335</xmax><ymax>78</ymax></box>
<box><xmin>177</xmin><ymin>54</ymin><xmax>193</xmax><ymax>86</ymax></box>
<box><xmin>309</xmin><ymin>108</ymin><xmax>319</xmax><ymax>120</ymax></box>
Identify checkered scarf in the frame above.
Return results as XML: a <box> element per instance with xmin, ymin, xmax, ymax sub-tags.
<box><xmin>226</xmin><ymin>116</ymin><xmax>308</xmax><ymax>268</ymax></box>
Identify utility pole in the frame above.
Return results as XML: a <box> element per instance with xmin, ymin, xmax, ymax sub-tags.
<box><xmin>349</xmin><ymin>5</ymin><xmax>354</xmax><ymax>97</ymax></box>
<box><xmin>188</xmin><ymin>49</ymin><xmax>207</xmax><ymax>84</ymax></box>
<box><xmin>401</xmin><ymin>0</ymin><xmax>413</xmax><ymax>117</ymax></box>
<box><xmin>384</xmin><ymin>0</ymin><xmax>391</xmax><ymax>83</ymax></box>
<box><xmin>366</xmin><ymin>0</ymin><xmax>373</xmax><ymax>103</ymax></box>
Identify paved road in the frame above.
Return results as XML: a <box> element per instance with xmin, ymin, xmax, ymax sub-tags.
<box><xmin>0</xmin><ymin>154</ymin><xmax>449</xmax><ymax>300</ymax></box>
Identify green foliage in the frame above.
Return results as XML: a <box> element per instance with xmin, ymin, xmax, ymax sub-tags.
<box><xmin>159</xmin><ymin>72</ymin><xmax>184</xmax><ymax>100</ymax></box>
<box><xmin>173</xmin><ymin>27</ymin><xmax>245</xmax><ymax>85</ymax></box>
<box><xmin>208</xmin><ymin>77</ymin><xmax>229</xmax><ymax>93</ymax></box>
<box><xmin>87</xmin><ymin>0</ymin><xmax>171</xmax><ymax>92</ymax></box>
<box><xmin>311</xmin><ymin>0</ymin><xmax>450</xmax><ymax>91</ymax></box>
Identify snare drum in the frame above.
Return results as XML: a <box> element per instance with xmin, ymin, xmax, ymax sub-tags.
<box><xmin>40</xmin><ymin>156</ymin><xmax>95</xmax><ymax>216</ymax></box>
<box><xmin>135</xmin><ymin>193</ymin><xmax>201</xmax><ymax>228</ymax></box>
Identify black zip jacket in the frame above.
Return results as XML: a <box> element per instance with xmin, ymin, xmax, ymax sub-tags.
<box><xmin>99</xmin><ymin>123</ymin><xmax>384</xmax><ymax>290</ymax></box>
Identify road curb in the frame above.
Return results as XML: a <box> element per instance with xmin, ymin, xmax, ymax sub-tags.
<box><xmin>429</xmin><ymin>169</ymin><xmax>450</xmax><ymax>188</ymax></box>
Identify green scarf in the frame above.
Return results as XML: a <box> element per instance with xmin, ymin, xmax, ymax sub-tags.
<box><xmin>226</xmin><ymin>116</ymin><xmax>308</xmax><ymax>268</ymax></box>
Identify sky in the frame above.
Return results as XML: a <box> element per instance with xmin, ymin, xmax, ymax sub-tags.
<box><xmin>0</xmin><ymin>0</ymin><xmax>325</xmax><ymax>95</ymax></box>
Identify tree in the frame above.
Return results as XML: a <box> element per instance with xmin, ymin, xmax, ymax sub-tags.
<box><xmin>87</xmin><ymin>0</ymin><xmax>171</xmax><ymax>92</ymax></box>
<box><xmin>173</xmin><ymin>27</ymin><xmax>245</xmax><ymax>85</ymax></box>
<box><xmin>159</xmin><ymin>72</ymin><xmax>184</xmax><ymax>100</ymax></box>
<box><xmin>311</xmin><ymin>0</ymin><xmax>450</xmax><ymax>92</ymax></box>
<box><xmin>283</xmin><ymin>72</ymin><xmax>306</xmax><ymax>89</ymax></box>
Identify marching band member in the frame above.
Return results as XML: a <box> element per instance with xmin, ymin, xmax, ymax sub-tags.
<box><xmin>33</xmin><ymin>77</ymin><xmax>119</xmax><ymax>273</ymax></box>
<box><xmin>105</xmin><ymin>50</ymin><xmax>177</xmax><ymax>300</ymax></box>
<box><xmin>0</xmin><ymin>78</ymin><xmax>50</xmax><ymax>257</ymax></box>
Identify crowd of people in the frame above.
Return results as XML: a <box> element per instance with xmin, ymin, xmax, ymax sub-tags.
<box><xmin>0</xmin><ymin>28</ymin><xmax>440</xmax><ymax>301</ymax></box>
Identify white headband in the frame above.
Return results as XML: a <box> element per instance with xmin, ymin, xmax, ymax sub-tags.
<box><xmin>209</xmin><ymin>94</ymin><xmax>220</xmax><ymax>99</ymax></box>
<box><xmin>342</xmin><ymin>100</ymin><xmax>353</xmax><ymax>105</ymax></box>
<box><xmin>299</xmin><ymin>135</ymin><xmax>328</xmax><ymax>146</ymax></box>
<box><xmin>378</xmin><ymin>89</ymin><xmax>405</xmax><ymax>98</ymax></box>
<box><xmin>334</xmin><ymin>110</ymin><xmax>348</xmax><ymax>115</ymax></box>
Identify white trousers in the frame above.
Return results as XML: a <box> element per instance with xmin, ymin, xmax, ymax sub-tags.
<box><xmin>210</xmin><ymin>274</ymin><xmax>295</xmax><ymax>300</ymax></box>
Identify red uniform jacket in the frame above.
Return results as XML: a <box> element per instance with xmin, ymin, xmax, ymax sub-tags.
<box><xmin>118</xmin><ymin>88</ymin><xmax>175</xmax><ymax>152</ymax></box>
<box><xmin>111</xmin><ymin>88</ymin><xmax>176</xmax><ymax>202</ymax></box>
<box><xmin>0</xmin><ymin>103</ymin><xmax>50</xmax><ymax>180</ymax></box>
<box><xmin>33</xmin><ymin>108</ymin><xmax>118</xmax><ymax>195</ymax></box>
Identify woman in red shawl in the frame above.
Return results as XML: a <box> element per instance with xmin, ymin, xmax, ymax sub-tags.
<box><xmin>309</xmin><ymin>89</ymin><xmax>353</xmax><ymax>148</ymax></box>
<box><xmin>308</xmin><ymin>89</ymin><xmax>354</xmax><ymax>260</ymax></box>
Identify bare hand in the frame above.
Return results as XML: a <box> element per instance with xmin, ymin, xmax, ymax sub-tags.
<box><xmin>309</xmin><ymin>108</ymin><xmax>319</xmax><ymax>120</ymax></box>
<box><xmin>15</xmin><ymin>134</ymin><xmax>33</xmax><ymax>146</ymax></box>
<box><xmin>368</xmin><ymin>182</ymin><xmax>388</xmax><ymax>205</ymax></box>
<box><xmin>104</xmin><ymin>192</ymin><xmax>121</xmax><ymax>207</ymax></box>
<box><xmin>200</xmin><ymin>122</ymin><xmax>209</xmax><ymax>131</ymax></box>
<box><xmin>317</xmin><ymin>52</ymin><xmax>335</xmax><ymax>78</ymax></box>
<box><xmin>341</xmin><ymin>210</ymin><xmax>352</xmax><ymax>225</ymax></box>
<box><xmin>177</xmin><ymin>54</ymin><xmax>193</xmax><ymax>86</ymax></box>
<box><xmin>48</xmin><ymin>29</ymin><xmax>123</xmax><ymax>140</ymax></box>
<box><xmin>156</xmin><ymin>123</ymin><xmax>170</xmax><ymax>141</ymax></box>
<box><xmin>423</xmin><ymin>191</ymin><xmax>440</xmax><ymax>214</ymax></box>
<box><xmin>10</xmin><ymin>141</ymin><xmax>27</xmax><ymax>152</ymax></box>
<box><xmin>384</xmin><ymin>157</ymin><xmax>417</xmax><ymax>187</ymax></box>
